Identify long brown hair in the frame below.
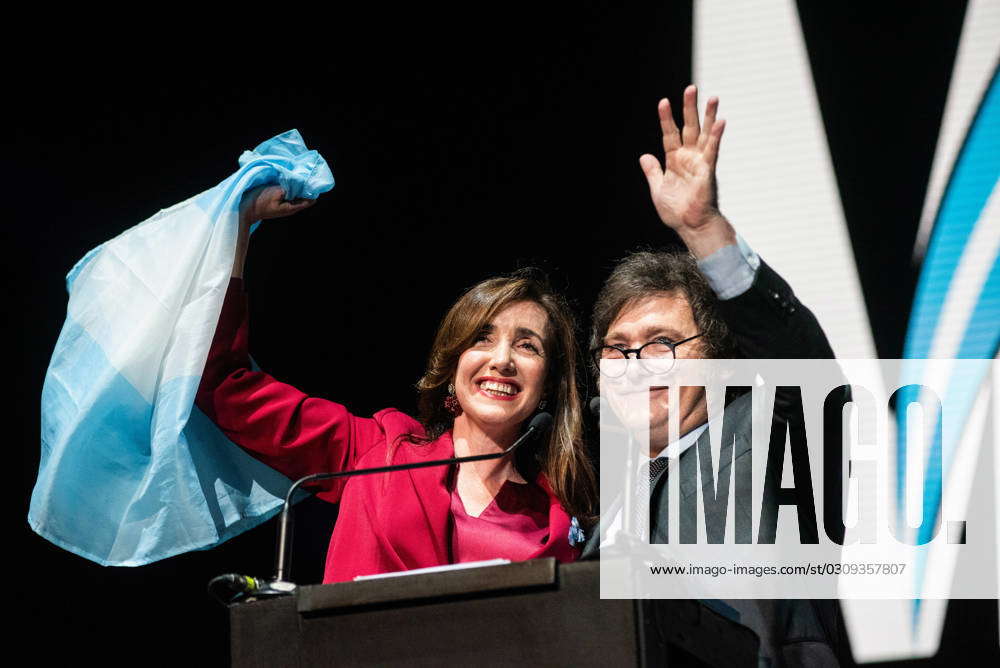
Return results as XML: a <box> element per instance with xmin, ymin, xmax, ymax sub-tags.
<box><xmin>415</xmin><ymin>268</ymin><xmax>596</xmax><ymax>523</ymax></box>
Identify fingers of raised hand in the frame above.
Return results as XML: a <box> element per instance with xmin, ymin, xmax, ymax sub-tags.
<box><xmin>681</xmin><ymin>85</ymin><xmax>701</xmax><ymax>146</ymax></box>
<box><xmin>283</xmin><ymin>198</ymin><xmax>316</xmax><ymax>213</ymax></box>
<box><xmin>260</xmin><ymin>185</ymin><xmax>286</xmax><ymax>203</ymax></box>
<box><xmin>699</xmin><ymin>96</ymin><xmax>719</xmax><ymax>147</ymax></box>
<box><xmin>249</xmin><ymin>185</ymin><xmax>284</xmax><ymax>214</ymax></box>
<box><xmin>705</xmin><ymin>118</ymin><xmax>726</xmax><ymax>165</ymax></box>
<box><xmin>658</xmin><ymin>98</ymin><xmax>682</xmax><ymax>154</ymax></box>
<box><xmin>246</xmin><ymin>186</ymin><xmax>316</xmax><ymax>220</ymax></box>
<box><xmin>662</xmin><ymin>87</ymin><xmax>723</xmax><ymax>156</ymax></box>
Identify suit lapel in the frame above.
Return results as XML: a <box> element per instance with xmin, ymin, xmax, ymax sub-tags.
<box><xmin>580</xmin><ymin>492</ymin><xmax>622</xmax><ymax>559</ymax></box>
<box><xmin>649</xmin><ymin>392</ymin><xmax>754</xmax><ymax>542</ymax></box>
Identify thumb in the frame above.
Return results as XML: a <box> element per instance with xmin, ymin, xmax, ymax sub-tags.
<box><xmin>639</xmin><ymin>154</ymin><xmax>663</xmax><ymax>190</ymax></box>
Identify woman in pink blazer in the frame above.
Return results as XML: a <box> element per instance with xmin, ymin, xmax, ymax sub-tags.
<box><xmin>196</xmin><ymin>186</ymin><xmax>597</xmax><ymax>583</ymax></box>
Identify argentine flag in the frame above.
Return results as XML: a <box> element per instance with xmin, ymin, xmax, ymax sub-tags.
<box><xmin>29</xmin><ymin>130</ymin><xmax>334</xmax><ymax>566</ymax></box>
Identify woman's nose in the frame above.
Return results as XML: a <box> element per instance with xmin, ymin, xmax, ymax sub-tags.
<box><xmin>489</xmin><ymin>342</ymin><xmax>516</xmax><ymax>373</ymax></box>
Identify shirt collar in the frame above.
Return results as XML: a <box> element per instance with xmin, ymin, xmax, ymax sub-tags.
<box><xmin>638</xmin><ymin>420</ymin><xmax>710</xmax><ymax>473</ymax></box>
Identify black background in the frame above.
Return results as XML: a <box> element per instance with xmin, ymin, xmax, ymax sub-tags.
<box><xmin>12</xmin><ymin>3</ymin><xmax>999</xmax><ymax>665</ymax></box>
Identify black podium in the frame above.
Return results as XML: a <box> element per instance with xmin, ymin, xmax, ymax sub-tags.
<box><xmin>229</xmin><ymin>559</ymin><xmax>758</xmax><ymax>667</ymax></box>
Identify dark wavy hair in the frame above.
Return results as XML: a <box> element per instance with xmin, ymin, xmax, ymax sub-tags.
<box><xmin>414</xmin><ymin>268</ymin><xmax>596</xmax><ymax>523</ymax></box>
<box><xmin>589</xmin><ymin>249</ymin><xmax>736</xmax><ymax>372</ymax></box>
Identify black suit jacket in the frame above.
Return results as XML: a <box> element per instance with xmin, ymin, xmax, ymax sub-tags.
<box><xmin>583</xmin><ymin>259</ymin><xmax>845</xmax><ymax>667</ymax></box>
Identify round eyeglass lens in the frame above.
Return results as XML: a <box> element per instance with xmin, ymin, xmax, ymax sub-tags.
<box><xmin>638</xmin><ymin>342</ymin><xmax>677</xmax><ymax>374</ymax></box>
<box><xmin>596</xmin><ymin>347</ymin><xmax>627</xmax><ymax>377</ymax></box>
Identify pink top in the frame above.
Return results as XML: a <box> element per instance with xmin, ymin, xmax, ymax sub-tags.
<box><xmin>448</xmin><ymin>471</ymin><xmax>551</xmax><ymax>563</ymax></box>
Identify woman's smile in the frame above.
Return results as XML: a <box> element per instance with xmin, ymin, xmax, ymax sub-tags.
<box><xmin>476</xmin><ymin>377</ymin><xmax>523</xmax><ymax>400</ymax></box>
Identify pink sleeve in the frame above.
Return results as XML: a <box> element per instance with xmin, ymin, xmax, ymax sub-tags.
<box><xmin>195</xmin><ymin>278</ymin><xmax>384</xmax><ymax>502</ymax></box>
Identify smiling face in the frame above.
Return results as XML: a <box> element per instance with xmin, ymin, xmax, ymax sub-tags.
<box><xmin>452</xmin><ymin>300</ymin><xmax>550</xmax><ymax>441</ymax></box>
<box><xmin>602</xmin><ymin>291</ymin><xmax>708</xmax><ymax>456</ymax></box>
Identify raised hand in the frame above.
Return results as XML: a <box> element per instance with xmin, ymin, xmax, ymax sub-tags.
<box><xmin>639</xmin><ymin>85</ymin><xmax>734</xmax><ymax>258</ymax></box>
<box><xmin>232</xmin><ymin>185</ymin><xmax>316</xmax><ymax>279</ymax></box>
<box><xmin>240</xmin><ymin>184</ymin><xmax>316</xmax><ymax>224</ymax></box>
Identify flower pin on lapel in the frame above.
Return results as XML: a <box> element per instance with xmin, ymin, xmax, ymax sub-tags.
<box><xmin>568</xmin><ymin>516</ymin><xmax>585</xmax><ymax>547</ymax></box>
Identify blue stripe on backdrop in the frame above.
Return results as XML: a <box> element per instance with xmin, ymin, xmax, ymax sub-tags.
<box><xmin>898</xmin><ymin>68</ymin><xmax>1000</xmax><ymax>628</ymax></box>
<box><xmin>903</xmin><ymin>70</ymin><xmax>1000</xmax><ymax>360</ymax></box>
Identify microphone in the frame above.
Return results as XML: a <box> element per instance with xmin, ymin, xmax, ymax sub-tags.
<box><xmin>588</xmin><ymin>396</ymin><xmax>601</xmax><ymax>417</ymax></box>
<box><xmin>207</xmin><ymin>573</ymin><xmax>296</xmax><ymax>606</ymax></box>
<box><xmin>525</xmin><ymin>410</ymin><xmax>553</xmax><ymax>435</ymax></box>
<box><xmin>590</xmin><ymin>394</ymin><xmax>630</xmax><ymax>435</ymax></box>
<box><xmin>214</xmin><ymin>411</ymin><xmax>554</xmax><ymax>601</ymax></box>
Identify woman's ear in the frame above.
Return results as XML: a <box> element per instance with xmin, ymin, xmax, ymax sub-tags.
<box><xmin>542</xmin><ymin>378</ymin><xmax>558</xmax><ymax>408</ymax></box>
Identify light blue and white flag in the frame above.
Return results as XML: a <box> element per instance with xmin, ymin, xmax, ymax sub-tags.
<box><xmin>29</xmin><ymin>130</ymin><xmax>334</xmax><ymax>566</ymax></box>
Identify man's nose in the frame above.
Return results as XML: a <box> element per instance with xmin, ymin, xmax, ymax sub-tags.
<box><xmin>623</xmin><ymin>351</ymin><xmax>655</xmax><ymax>385</ymax></box>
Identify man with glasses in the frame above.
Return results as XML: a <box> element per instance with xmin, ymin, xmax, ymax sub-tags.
<box><xmin>581</xmin><ymin>86</ymin><xmax>842</xmax><ymax>667</ymax></box>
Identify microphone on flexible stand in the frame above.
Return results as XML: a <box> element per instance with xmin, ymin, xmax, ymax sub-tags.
<box><xmin>208</xmin><ymin>573</ymin><xmax>294</xmax><ymax>603</ymax></box>
<box><xmin>209</xmin><ymin>412</ymin><xmax>554</xmax><ymax>605</ymax></box>
<box><xmin>589</xmin><ymin>393</ymin><xmax>640</xmax><ymax>539</ymax></box>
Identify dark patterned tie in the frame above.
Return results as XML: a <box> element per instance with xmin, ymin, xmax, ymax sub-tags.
<box><xmin>633</xmin><ymin>457</ymin><xmax>670</xmax><ymax>540</ymax></box>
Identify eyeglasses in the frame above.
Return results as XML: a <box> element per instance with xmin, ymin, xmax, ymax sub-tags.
<box><xmin>591</xmin><ymin>334</ymin><xmax>703</xmax><ymax>377</ymax></box>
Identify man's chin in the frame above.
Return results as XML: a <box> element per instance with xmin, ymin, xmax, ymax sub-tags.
<box><xmin>647</xmin><ymin>424</ymin><xmax>671</xmax><ymax>454</ymax></box>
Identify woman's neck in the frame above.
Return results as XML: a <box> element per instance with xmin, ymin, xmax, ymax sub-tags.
<box><xmin>451</xmin><ymin>415</ymin><xmax>525</xmax><ymax>486</ymax></box>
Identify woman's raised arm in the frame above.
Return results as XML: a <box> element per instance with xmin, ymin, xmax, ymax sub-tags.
<box><xmin>197</xmin><ymin>187</ymin><xmax>384</xmax><ymax>500</ymax></box>
<box><xmin>232</xmin><ymin>185</ymin><xmax>316</xmax><ymax>278</ymax></box>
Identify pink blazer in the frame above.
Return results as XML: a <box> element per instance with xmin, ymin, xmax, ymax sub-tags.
<box><xmin>196</xmin><ymin>280</ymin><xmax>580</xmax><ymax>583</ymax></box>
